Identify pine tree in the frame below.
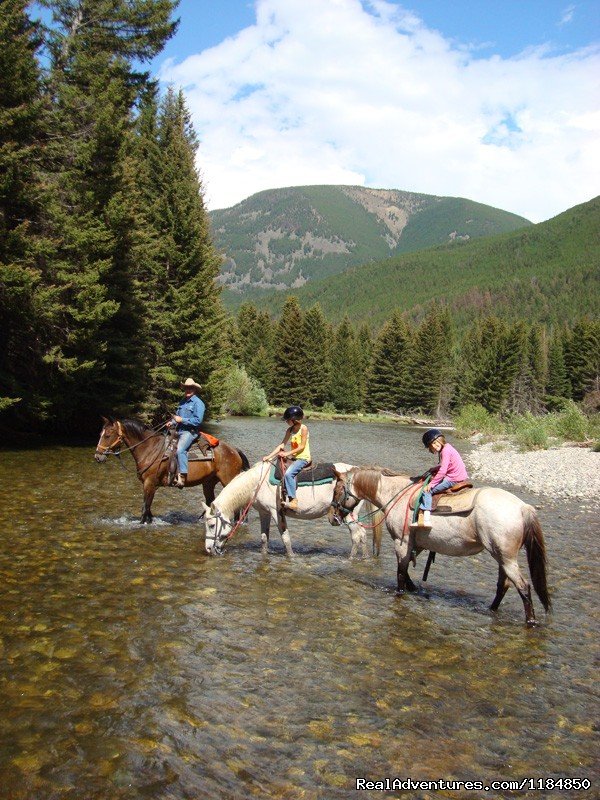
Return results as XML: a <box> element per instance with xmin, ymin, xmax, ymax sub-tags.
<box><xmin>545</xmin><ymin>329</ymin><xmax>571</xmax><ymax>406</ymax></box>
<box><xmin>565</xmin><ymin>317</ymin><xmax>600</xmax><ymax>400</ymax></box>
<box><xmin>0</xmin><ymin>1</ymin><xmax>49</xmax><ymax>422</ymax></box>
<box><xmin>301</xmin><ymin>304</ymin><xmax>331</xmax><ymax>408</ymax></box>
<box><xmin>329</xmin><ymin>317</ymin><xmax>360</xmax><ymax>411</ymax></box>
<box><xmin>355</xmin><ymin>323</ymin><xmax>373</xmax><ymax>411</ymax></box>
<box><xmin>147</xmin><ymin>87</ymin><xmax>227</xmax><ymax>419</ymax></box>
<box><xmin>366</xmin><ymin>311</ymin><xmax>412</xmax><ymax>413</ymax></box>
<box><xmin>270</xmin><ymin>296</ymin><xmax>304</xmax><ymax>406</ymax></box>
<box><xmin>34</xmin><ymin>0</ymin><xmax>178</xmax><ymax>429</ymax></box>
<box><xmin>408</xmin><ymin>304</ymin><xmax>453</xmax><ymax>415</ymax></box>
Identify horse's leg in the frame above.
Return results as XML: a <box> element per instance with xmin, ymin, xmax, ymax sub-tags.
<box><xmin>275</xmin><ymin>511</ymin><xmax>294</xmax><ymax>557</ymax></box>
<box><xmin>347</xmin><ymin>521</ymin><xmax>363</xmax><ymax>560</ymax></box>
<box><xmin>201</xmin><ymin>476</ymin><xmax>219</xmax><ymax>506</ymax></box>
<box><xmin>501</xmin><ymin>558</ymin><xmax>537</xmax><ymax>626</ymax></box>
<box><xmin>393</xmin><ymin>537</ymin><xmax>416</xmax><ymax>593</ymax></box>
<box><xmin>490</xmin><ymin>566</ymin><xmax>510</xmax><ymax>611</ymax></box>
<box><xmin>259</xmin><ymin>511</ymin><xmax>271</xmax><ymax>555</ymax></box>
<box><xmin>141</xmin><ymin>478</ymin><xmax>157</xmax><ymax>524</ymax></box>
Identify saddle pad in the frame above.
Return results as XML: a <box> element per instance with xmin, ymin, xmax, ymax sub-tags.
<box><xmin>269</xmin><ymin>462</ymin><xmax>336</xmax><ymax>487</ymax></box>
<box><xmin>188</xmin><ymin>440</ymin><xmax>214</xmax><ymax>461</ymax></box>
<box><xmin>409</xmin><ymin>483</ymin><xmax>476</xmax><ymax>514</ymax></box>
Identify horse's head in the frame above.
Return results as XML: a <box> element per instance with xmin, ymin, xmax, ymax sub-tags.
<box><xmin>328</xmin><ymin>469</ymin><xmax>361</xmax><ymax>526</ymax></box>
<box><xmin>201</xmin><ymin>501</ymin><xmax>232</xmax><ymax>556</ymax></box>
<box><xmin>94</xmin><ymin>417</ymin><xmax>124</xmax><ymax>463</ymax></box>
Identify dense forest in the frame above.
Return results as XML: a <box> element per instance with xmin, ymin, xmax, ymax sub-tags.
<box><xmin>226</xmin><ymin>299</ymin><xmax>599</xmax><ymax>418</ymax></box>
<box><xmin>1</xmin><ymin>1</ymin><xmax>598</xmax><ymax>439</ymax></box>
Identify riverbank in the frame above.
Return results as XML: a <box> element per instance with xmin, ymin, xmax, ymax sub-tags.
<box><xmin>466</xmin><ymin>438</ymin><xmax>600</xmax><ymax>504</ymax></box>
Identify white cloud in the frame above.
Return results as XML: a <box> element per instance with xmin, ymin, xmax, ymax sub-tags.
<box><xmin>160</xmin><ymin>0</ymin><xmax>600</xmax><ymax>222</ymax></box>
<box><xmin>559</xmin><ymin>5</ymin><xmax>576</xmax><ymax>26</ymax></box>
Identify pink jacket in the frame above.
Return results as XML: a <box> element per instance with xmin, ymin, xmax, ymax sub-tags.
<box><xmin>430</xmin><ymin>443</ymin><xmax>469</xmax><ymax>489</ymax></box>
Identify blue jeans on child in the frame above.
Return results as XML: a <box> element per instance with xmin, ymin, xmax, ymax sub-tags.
<box><xmin>284</xmin><ymin>459</ymin><xmax>309</xmax><ymax>499</ymax></box>
<box><xmin>420</xmin><ymin>478</ymin><xmax>456</xmax><ymax>510</ymax></box>
<box><xmin>177</xmin><ymin>430</ymin><xmax>198</xmax><ymax>473</ymax></box>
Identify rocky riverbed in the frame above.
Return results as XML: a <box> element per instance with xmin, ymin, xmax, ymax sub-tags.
<box><xmin>466</xmin><ymin>439</ymin><xmax>600</xmax><ymax>505</ymax></box>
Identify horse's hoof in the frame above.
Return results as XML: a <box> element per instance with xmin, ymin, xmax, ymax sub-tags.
<box><xmin>526</xmin><ymin>618</ymin><xmax>538</xmax><ymax>628</ymax></box>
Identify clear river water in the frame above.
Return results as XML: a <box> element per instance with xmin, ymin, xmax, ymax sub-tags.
<box><xmin>0</xmin><ymin>417</ymin><xmax>598</xmax><ymax>799</ymax></box>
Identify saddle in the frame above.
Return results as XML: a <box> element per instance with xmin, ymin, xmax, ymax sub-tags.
<box><xmin>165</xmin><ymin>431</ymin><xmax>220</xmax><ymax>485</ymax></box>
<box><xmin>269</xmin><ymin>461</ymin><xmax>337</xmax><ymax>487</ymax></box>
<box><xmin>409</xmin><ymin>481</ymin><xmax>478</xmax><ymax>515</ymax></box>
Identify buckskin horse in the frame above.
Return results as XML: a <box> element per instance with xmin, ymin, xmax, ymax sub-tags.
<box><xmin>328</xmin><ymin>466</ymin><xmax>551</xmax><ymax>626</ymax></box>
<box><xmin>95</xmin><ymin>418</ymin><xmax>250</xmax><ymax>523</ymax></box>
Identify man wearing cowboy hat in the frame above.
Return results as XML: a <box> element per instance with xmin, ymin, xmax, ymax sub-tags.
<box><xmin>167</xmin><ymin>378</ymin><xmax>206</xmax><ymax>487</ymax></box>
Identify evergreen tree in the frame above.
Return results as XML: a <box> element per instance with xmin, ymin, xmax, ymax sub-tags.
<box><xmin>355</xmin><ymin>323</ymin><xmax>373</xmax><ymax>411</ymax></box>
<box><xmin>329</xmin><ymin>317</ymin><xmax>360</xmax><ymax>411</ymax></box>
<box><xmin>301</xmin><ymin>304</ymin><xmax>331</xmax><ymax>408</ymax></box>
<box><xmin>408</xmin><ymin>304</ymin><xmax>453</xmax><ymax>415</ymax></box>
<box><xmin>34</xmin><ymin>0</ymin><xmax>178</xmax><ymax>429</ymax></box>
<box><xmin>270</xmin><ymin>296</ymin><xmax>304</xmax><ymax>406</ymax></box>
<box><xmin>545</xmin><ymin>329</ymin><xmax>571</xmax><ymax>405</ymax></box>
<box><xmin>147</xmin><ymin>87</ymin><xmax>227</xmax><ymax>418</ymax></box>
<box><xmin>366</xmin><ymin>311</ymin><xmax>412</xmax><ymax>413</ymax></box>
<box><xmin>565</xmin><ymin>317</ymin><xmax>600</xmax><ymax>400</ymax></box>
<box><xmin>0</xmin><ymin>1</ymin><xmax>49</xmax><ymax>421</ymax></box>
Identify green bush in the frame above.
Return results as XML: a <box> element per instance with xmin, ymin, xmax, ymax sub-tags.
<box><xmin>453</xmin><ymin>404</ymin><xmax>504</xmax><ymax>438</ymax></box>
<box><xmin>550</xmin><ymin>401</ymin><xmax>588</xmax><ymax>441</ymax></box>
<box><xmin>221</xmin><ymin>366</ymin><xmax>268</xmax><ymax>416</ymax></box>
<box><xmin>510</xmin><ymin>413</ymin><xmax>549</xmax><ymax>451</ymax></box>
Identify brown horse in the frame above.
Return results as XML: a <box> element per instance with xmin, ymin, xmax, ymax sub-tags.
<box><xmin>94</xmin><ymin>417</ymin><xmax>250</xmax><ymax>523</ymax></box>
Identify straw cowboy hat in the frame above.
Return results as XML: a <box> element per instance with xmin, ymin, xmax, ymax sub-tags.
<box><xmin>181</xmin><ymin>377</ymin><xmax>202</xmax><ymax>391</ymax></box>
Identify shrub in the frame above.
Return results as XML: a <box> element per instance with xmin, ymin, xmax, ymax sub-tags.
<box><xmin>221</xmin><ymin>366</ymin><xmax>268</xmax><ymax>416</ymax></box>
<box><xmin>551</xmin><ymin>401</ymin><xmax>588</xmax><ymax>442</ymax></box>
<box><xmin>510</xmin><ymin>413</ymin><xmax>549</xmax><ymax>451</ymax></box>
<box><xmin>453</xmin><ymin>404</ymin><xmax>504</xmax><ymax>438</ymax></box>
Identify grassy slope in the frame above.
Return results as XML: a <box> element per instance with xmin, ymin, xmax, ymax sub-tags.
<box><xmin>231</xmin><ymin>196</ymin><xmax>599</xmax><ymax>328</ymax></box>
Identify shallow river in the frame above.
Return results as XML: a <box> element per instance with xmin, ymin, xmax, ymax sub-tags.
<box><xmin>0</xmin><ymin>418</ymin><xmax>598</xmax><ymax>799</ymax></box>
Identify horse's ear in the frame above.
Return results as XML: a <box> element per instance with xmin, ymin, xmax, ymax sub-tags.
<box><xmin>101</xmin><ymin>415</ymin><xmax>109</xmax><ymax>424</ymax></box>
<box><xmin>201</xmin><ymin>501</ymin><xmax>210</xmax><ymax>514</ymax></box>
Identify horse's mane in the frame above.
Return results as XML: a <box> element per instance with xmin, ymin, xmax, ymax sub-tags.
<box><xmin>214</xmin><ymin>462</ymin><xmax>265</xmax><ymax>516</ymax></box>
<box><xmin>352</xmin><ymin>466</ymin><xmax>411</xmax><ymax>504</ymax></box>
<box><xmin>118</xmin><ymin>418</ymin><xmax>154</xmax><ymax>439</ymax></box>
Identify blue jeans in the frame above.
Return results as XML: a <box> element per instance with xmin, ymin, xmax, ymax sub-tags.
<box><xmin>284</xmin><ymin>459</ymin><xmax>309</xmax><ymax>499</ymax></box>
<box><xmin>420</xmin><ymin>479</ymin><xmax>456</xmax><ymax>510</ymax></box>
<box><xmin>177</xmin><ymin>430</ymin><xmax>198</xmax><ymax>473</ymax></box>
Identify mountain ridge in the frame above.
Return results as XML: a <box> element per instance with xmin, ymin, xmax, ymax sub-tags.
<box><xmin>209</xmin><ymin>184</ymin><xmax>532</xmax><ymax>295</ymax></box>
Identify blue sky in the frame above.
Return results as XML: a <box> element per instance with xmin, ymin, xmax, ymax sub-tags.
<box><xmin>156</xmin><ymin>0</ymin><xmax>598</xmax><ymax>65</ymax></box>
<box><xmin>34</xmin><ymin>1</ymin><xmax>600</xmax><ymax>221</ymax></box>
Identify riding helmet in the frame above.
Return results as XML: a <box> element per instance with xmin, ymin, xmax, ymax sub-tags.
<box><xmin>422</xmin><ymin>428</ymin><xmax>442</xmax><ymax>447</ymax></box>
<box><xmin>283</xmin><ymin>405</ymin><xmax>304</xmax><ymax>421</ymax></box>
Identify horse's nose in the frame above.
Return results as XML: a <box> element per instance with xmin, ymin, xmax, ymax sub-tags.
<box><xmin>94</xmin><ymin>452</ymin><xmax>106</xmax><ymax>463</ymax></box>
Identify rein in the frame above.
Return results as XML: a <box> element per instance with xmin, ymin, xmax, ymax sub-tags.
<box><xmin>210</xmin><ymin>462</ymin><xmax>273</xmax><ymax>552</ymax></box>
<box><xmin>340</xmin><ymin>474</ymin><xmax>424</xmax><ymax>531</ymax></box>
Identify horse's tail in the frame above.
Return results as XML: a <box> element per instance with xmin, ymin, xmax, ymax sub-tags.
<box><xmin>365</xmin><ymin>501</ymin><xmax>384</xmax><ymax>556</ymax></box>
<box><xmin>522</xmin><ymin>505</ymin><xmax>551</xmax><ymax>612</ymax></box>
<box><xmin>236</xmin><ymin>448</ymin><xmax>251</xmax><ymax>471</ymax></box>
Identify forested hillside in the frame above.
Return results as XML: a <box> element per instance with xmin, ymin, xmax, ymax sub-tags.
<box><xmin>211</xmin><ymin>185</ymin><xmax>531</xmax><ymax>300</ymax></box>
<box><xmin>246</xmin><ymin>196</ymin><xmax>600</xmax><ymax>329</ymax></box>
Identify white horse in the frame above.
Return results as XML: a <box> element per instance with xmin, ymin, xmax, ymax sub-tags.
<box><xmin>201</xmin><ymin>461</ymin><xmax>381</xmax><ymax>558</ymax></box>
<box><xmin>328</xmin><ymin>467</ymin><xmax>551</xmax><ymax>626</ymax></box>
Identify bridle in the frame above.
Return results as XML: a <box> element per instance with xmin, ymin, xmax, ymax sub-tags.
<box><xmin>205</xmin><ymin>508</ymin><xmax>233</xmax><ymax>555</ymax></box>
<box><xmin>330</xmin><ymin>477</ymin><xmax>362</xmax><ymax>525</ymax></box>
<box><xmin>95</xmin><ymin>421</ymin><xmax>125</xmax><ymax>458</ymax></box>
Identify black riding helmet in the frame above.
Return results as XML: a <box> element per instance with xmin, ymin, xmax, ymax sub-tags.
<box><xmin>422</xmin><ymin>428</ymin><xmax>442</xmax><ymax>447</ymax></box>
<box><xmin>283</xmin><ymin>405</ymin><xmax>304</xmax><ymax>422</ymax></box>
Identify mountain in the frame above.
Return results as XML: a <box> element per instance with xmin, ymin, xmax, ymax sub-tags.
<box><xmin>240</xmin><ymin>196</ymin><xmax>600</xmax><ymax>329</ymax></box>
<box><xmin>209</xmin><ymin>185</ymin><xmax>531</xmax><ymax>299</ymax></box>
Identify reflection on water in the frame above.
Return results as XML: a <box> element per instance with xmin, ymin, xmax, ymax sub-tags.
<box><xmin>0</xmin><ymin>419</ymin><xmax>598</xmax><ymax>798</ymax></box>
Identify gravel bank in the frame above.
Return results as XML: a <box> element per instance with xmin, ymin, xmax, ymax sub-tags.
<box><xmin>466</xmin><ymin>440</ymin><xmax>600</xmax><ymax>503</ymax></box>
